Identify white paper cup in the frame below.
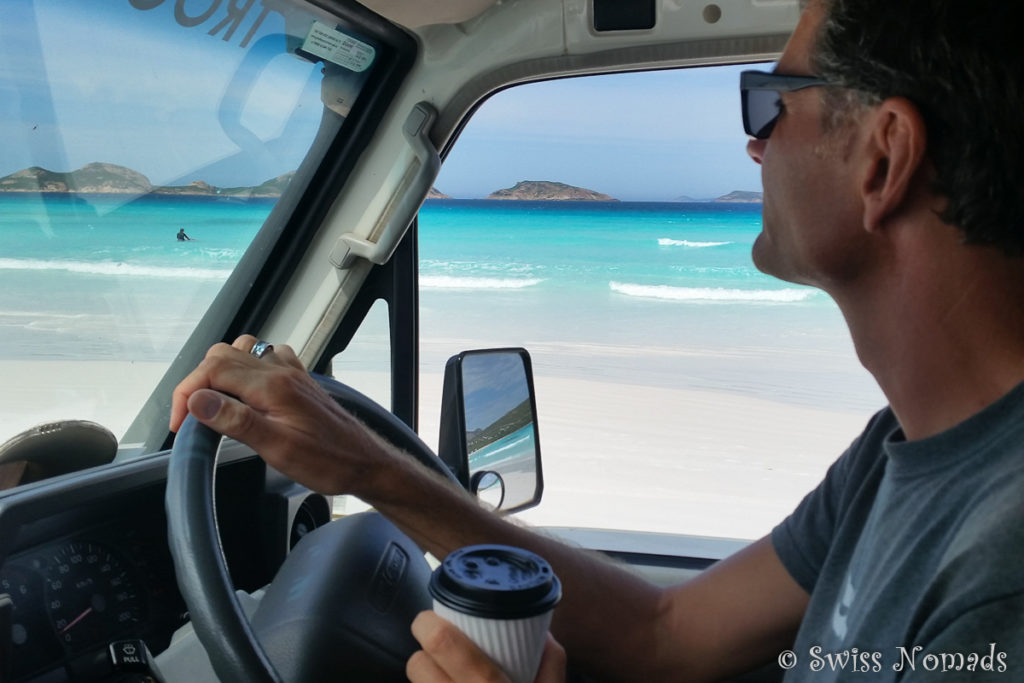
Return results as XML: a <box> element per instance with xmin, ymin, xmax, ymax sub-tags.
<box><xmin>429</xmin><ymin>545</ymin><xmax>561</xmax><ymax>683</ymax></box>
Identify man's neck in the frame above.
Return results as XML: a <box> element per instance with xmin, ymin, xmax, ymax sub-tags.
<box><xmin>835</xmin><ymin>232</ymin><xmax>1024</xmax><ymax>441</ymax></box>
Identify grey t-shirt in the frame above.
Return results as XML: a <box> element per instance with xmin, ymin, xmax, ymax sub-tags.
<box><xmin>772</xmin><ymin>382</ymin><xmax>1024</xmax><ymax>681</ymax></box>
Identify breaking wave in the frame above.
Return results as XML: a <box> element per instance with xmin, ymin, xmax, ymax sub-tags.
<box><xmin>420</xmin><ymin>276</ymin><xmax>544</xmax><ymax>290</ymax></box>
<box><xmin>0</xmin><ymin>257</ymin><xmax>231</xmax><ymax>280</ymax></box>
<box><xmin>658</xmin><ymin>238</ymin><xmax>731</xmax><ymax>248</ymax></box>
<box><xmin>609</xmin><ymin>281</ymin><xmax>814</xmax><ymax>303</ymax></box>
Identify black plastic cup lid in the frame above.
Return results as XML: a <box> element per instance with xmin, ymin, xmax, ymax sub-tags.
<box><xmin>429</xmin><ymin>545</ymin><xmax>561</xmax><ymax>619</ymax></box>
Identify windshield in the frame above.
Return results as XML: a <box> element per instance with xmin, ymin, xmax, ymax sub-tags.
<box><xmin>0</xmin><ymin>1</ymin><xmax>377</xmax><ymax>457</ymax></box>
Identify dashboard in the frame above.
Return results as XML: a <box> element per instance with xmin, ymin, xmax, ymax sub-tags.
<box><xmin>2</xmin><ymin>506</ymin><xmax>182</xmax><ymax>681</ymax></box>
<box><xmin>0</xmin><ymin>442</ymin><xmax>331</xmax><ymax>682</ymax></box>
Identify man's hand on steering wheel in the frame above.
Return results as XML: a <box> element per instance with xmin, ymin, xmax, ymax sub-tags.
<box><xmin>168</xmin><ymin>335</ymin><xmax>472</xmax><ymax>682</ymax></box>
<box><xmin>169</xmin><ymin>333</ymin><xmax>396</xmax><ymax>497</ymax></box>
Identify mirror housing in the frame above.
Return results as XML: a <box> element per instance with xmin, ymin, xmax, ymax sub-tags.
<box><xmin>438</xmin><ymin>348</ymin><xmax>543</xmax><ymax>513</ymax></box>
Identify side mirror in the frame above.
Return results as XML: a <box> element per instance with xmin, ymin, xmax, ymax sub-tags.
<box><xmin>438</xmin><ymin>348</ymin><xmax>543</xmax><ymax>513</ymax></box>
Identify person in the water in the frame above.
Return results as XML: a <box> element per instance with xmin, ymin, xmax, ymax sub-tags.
<box><xmin>176</xmin><ymin>228</ymin><xmax>193</xmax><ymax>241</ymax></box>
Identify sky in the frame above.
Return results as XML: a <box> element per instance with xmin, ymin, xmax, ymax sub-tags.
<box><xmin>437</xmin><ymin>65</ymin><xmax>764</xmax><ymax>201</ymax></box>
<box><xmin>1</xmin><ymin>0</ymin><xmax>323</xmax><ymax>189</ymax></box>
<box><xmin>460</xmin><ymin>352</ymin><xmax>532</xmax><ymax>432</ymax></box>
<box><xmin>1</xmin><ymin>0</ymin><xmax>763</xmax><ymax>201</ymax></box>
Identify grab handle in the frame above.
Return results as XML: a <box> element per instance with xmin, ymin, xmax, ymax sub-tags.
<box><xmin>330</xmin><ymin>102</ymin><xmax>440</xmax><ymax>269</ymax></box>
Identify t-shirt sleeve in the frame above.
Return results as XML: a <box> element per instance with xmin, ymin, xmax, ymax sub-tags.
<box><xmin>770</xmin><ymin>408</ymin><xmax>895</xmax><ymax>594</ymax></box>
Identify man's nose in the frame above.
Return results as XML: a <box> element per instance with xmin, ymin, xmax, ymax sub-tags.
<box><xmin>746</xmin><ymin>137</ymin><xmax>765</xmax><ymax>165</ymax></box>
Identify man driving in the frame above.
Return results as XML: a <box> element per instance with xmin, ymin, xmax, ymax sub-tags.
<box><xmin>171</xmin><ymin>0</ymin><xmax>1024</xmax><ymax>680</ymax></box>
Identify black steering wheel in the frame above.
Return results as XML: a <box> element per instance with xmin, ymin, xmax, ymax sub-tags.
<box><xmin>165</xmin><ymin>374</ymin><xmax>459</xmax><ymax>682</ymax></box>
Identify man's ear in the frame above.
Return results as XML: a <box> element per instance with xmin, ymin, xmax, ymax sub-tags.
<box><xmin>860</xmin><ymin>97</ymin><xmax>928</xmax><ymax>233</ymax></box>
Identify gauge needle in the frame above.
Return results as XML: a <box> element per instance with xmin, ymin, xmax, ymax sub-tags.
<box><xmin>61</xmin><ymin>607</ymin><xmax>93</xmax><ymax>634</ymax></box>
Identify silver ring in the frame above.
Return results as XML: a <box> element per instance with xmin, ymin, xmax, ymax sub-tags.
<box><xmin>250</xmin><ymin>340</ymin><xmax>273</xmax><ymax>359</ymax></box>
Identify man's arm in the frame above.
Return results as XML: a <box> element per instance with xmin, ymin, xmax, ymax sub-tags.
<box><xmin>170</xmin><ymin>337</ymin><xmax>809</xmax><ymax>681</ymax></box>
<box><xmin>364</xmin><ymin>449</ymin><xmax>808</xmax><ymax>681</ymax></box>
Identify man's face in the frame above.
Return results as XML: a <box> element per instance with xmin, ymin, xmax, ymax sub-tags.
<box><xmin>746</xmin><ymin>1</ymin><xmax>870</xmax><ymax>291</ymax></box>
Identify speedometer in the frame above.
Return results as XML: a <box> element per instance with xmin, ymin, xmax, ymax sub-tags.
<box><xmin>1</xmin><ymin>563</ymin><xmax>63</xmax><ymax>679</ymax></box>
<box><xmin>45</xmin><ymin>541</ymin><xmax>145</xmax><ymax>652</ymax></box>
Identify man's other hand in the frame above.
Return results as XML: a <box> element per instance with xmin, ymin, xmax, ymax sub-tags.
<box><xmin>408</xmin><ymin>610</ymin><xmax>565</xmax><ymax>683</ymax></box>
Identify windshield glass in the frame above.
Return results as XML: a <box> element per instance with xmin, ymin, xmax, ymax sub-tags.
<box><xmin>0</xmin><ymin>1</ymin><xmax>374</xmax><ymax>455</ymax></box>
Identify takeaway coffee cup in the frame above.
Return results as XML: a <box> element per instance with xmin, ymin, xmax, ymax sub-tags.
<box><xmin>429</xmin><ymin>545</ymin><xmax>562</xmax><ymax>683</ymax></box>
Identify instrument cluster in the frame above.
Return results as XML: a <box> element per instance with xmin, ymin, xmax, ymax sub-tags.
<box><xmin>1</xmin><ymin>515</ymin><xmax>185</xmax><ymax>681</ymax></box>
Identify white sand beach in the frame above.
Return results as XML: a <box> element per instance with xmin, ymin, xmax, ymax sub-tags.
<box><xmin>418</xmin><ymin>371</ymin><xmax>876</xmax><ymax>541</ymax></box>
<box><xmin>0</xmin><ymin>358</ymin><xmax>879</xmax><ymax>542</ymax></box>
<box><xmin>0</xmin><ymin>360</ymin><xmax>168</xmax><ymax>442</ymax></box>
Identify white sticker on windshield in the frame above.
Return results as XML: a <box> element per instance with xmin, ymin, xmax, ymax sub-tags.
<box><xmin>301</xmin><ymin>21</ymin><xmax>375</xmax><ymax>72</ymax></box>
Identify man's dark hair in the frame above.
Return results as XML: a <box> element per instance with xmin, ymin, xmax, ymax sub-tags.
<box><xmin>811</xmin><ymin>0</ymin><xmax>1024</xmax><ymax>255</ymax></box>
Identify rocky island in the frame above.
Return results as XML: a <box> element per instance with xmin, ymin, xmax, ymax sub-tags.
<box><xmin>713</xmin><ymin>190</ymin><xmax>762</xmax><ymax>203</ymax></box>
<box><xmin>0</xmin><ymin>164</ymin><xmax>762</xmax><ymax>204</ymax></box>
<box><xmin>486</xmin><ymin>180</ymin><xmax>616</xmax><ymax>201</ymax></box>
<box><xmin>0</xmin><ymin>162</ymin><xmax>292</xmax><ymax>198</ymax></box>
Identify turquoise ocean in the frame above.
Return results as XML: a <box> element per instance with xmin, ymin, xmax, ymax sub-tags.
<box><xmin>0</xmin><ymin>194</ymin><xmax>882</xmax><ymax>411</ymax></box>
<box><xmin>418</xmin><ymin>199</ymin><xmax>830</xmax><ymax>348</ymax></box>
<box><xmin>0</xmin><ymin>194</ymin><xmax>263</xmax><ymax>360</ymax></box>
<box><xmin>417</xmin><ymin>200</ymin><xmax>879</xmax><ymax>411</ymax></box>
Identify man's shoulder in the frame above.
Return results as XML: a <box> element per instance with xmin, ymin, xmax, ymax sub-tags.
<box><xmin>913</xmin><ymin>479</ymin><xmax>1024</xmax><ymax>652</ymax></box>
<box><xmin>945</xmin><ymin>470</ymin><xmax>1024</xmax><ymax>563</ymax></box>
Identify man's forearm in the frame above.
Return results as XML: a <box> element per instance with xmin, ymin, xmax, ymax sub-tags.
<box><xmin>360</xmin><ymin>448</ymin><xmax>680</xmax><ymax>681</ymax></box>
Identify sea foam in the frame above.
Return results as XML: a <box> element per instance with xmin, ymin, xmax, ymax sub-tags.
<box><xmin>657</xmin><ymin>238</ymin><xmax>731</xmax><ymax>248</ymax></box>
<box><xmin>610</xmin><ymin>281</ymin><xmax>814</xmax><ymax>303</ymax></box>
<box><xmin>420</xmin><ymin>276</ymin><xmax>544</xmax><ymax>290</ymax></box>
<box><xmin>0</xmin><ymin>257</ymin><xmax>231</xmax><ymax>280</ymax></box>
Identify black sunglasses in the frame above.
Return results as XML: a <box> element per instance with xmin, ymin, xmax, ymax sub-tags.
<box><xmin>740</xmin><ymin>70</ymin><xmax>828</xmax><ymax>139</ymax></box>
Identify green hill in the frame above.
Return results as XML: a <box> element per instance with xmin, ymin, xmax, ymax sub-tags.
<box><xmin>0</xmin><ymin>163</ymin><xmax>293</xmax><ymax>198</ymax></box>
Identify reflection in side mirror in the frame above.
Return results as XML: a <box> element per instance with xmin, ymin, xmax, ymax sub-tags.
<box><xmin>438</xmin><ymin>348</ymin><xmax>543</xmax><ymax>513</ymax></box>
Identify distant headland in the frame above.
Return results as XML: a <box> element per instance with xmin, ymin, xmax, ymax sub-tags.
<box><xmin>429</xmin><ymin>180</ymin><xmax>761</xmax><ymax>203</ymax></box>
<box><xmin>0</xmin><ymin>164</ymin><xmax>761</xmax><ymax>203</ymax></box>
<box><xmin>711</xmin><ymin>190</ymin><xmax>763</xmax><ymax>203</ymax></box>
<box><xmin>0</xmin><ymin>163</ymin><xmax>291</xmax><ymax>198</ymax></box>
